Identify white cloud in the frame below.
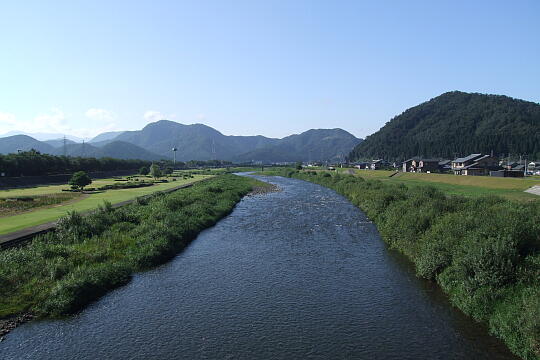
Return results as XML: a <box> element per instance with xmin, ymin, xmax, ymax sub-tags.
<box><xmin>85</xmin><ymin>108</ymin><xmax>116</xmax><ymax>122</ymax></box>
<box><xmin>33</xmin><ymin>108</ymin><xmax>69</xmax><ymax>133</ymax></box>
<box><xmin>0</xmin><ymin>108</ymin><xmax>121</xmax><ymax>139</ymax></box>
<box><xmin>143</xmin><ymin>110</ymin><xmax>176</xmax><ymax>123</ymax></box>
<box><xmin>0</xmin><ymin>112</ymin><xmax>18</xmax><ymax>132</ymax></box>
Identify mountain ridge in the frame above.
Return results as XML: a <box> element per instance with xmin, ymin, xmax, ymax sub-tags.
<box><xmin>348</xmin><ymin>91</ymin><xmax>540</xmax><ymax>161</ymax></box>
<box><xmin>0</xmin><ymin>122</ymin><xmax>361</xmax><ymax>162</ymax></box>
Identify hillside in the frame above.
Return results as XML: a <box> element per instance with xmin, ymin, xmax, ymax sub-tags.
<box><xmin>112</xmin><ymin>120</ymin><xmax>361</xmax><ymax>162</ymax></box>
<box><xmin>235</xmin><ymin>129</ymin><xmax>362</xmax><ymax>162</ymax></box>
<box><xmin>348</xmin><ymin>91</ymin><xmax>540</xmax><ymax>161</ymax></box>
<box><xmin>0</xmin><ymin>135</ymin><xmax>56</xmax><ymax>154</ymax></box>
<box><xmin>43</xmin><ymin>138</ymin><xmax>77</xmax><ymax>147</ymax></box>
<box><xmin>50</xmin><ymin>141</ymin><xmax>162</xmax><ymax>160</ymax></box>
<box><xmin>1</xmin><ymin>121</ymin><xmax>361</xmax><ymax>162</ymax></box>
<box><xmin>89</xmin><ymin>131</ymin><xmax>125</xmax><ymax>143</ymax></box>
<box><xmin>114</xmin><ymin>121</ymin><xmax>279</xmax><ymax>160</ymax></box>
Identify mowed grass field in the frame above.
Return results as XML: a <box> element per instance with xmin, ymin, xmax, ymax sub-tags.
<box><xmin>0</xmin><ymin>174</ymin><xmax>213</xmax><ymax>235</ymax></box>
<box><xmin>335</xmin><ymin>168</ymin><xmax>540</xmax><ymax>201</ymax></box>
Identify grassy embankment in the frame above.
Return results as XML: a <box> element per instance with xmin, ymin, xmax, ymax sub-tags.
<box><xmin>0</xmin><ymin>174</ymin><xmax>260</xmax><ymax>318</ymax></box>
<box><xmin>334</xmin><ymin>168</ymin><xmax>540</xmax><ymax>201</ymax></box>
<box><xmin>0</xmin><ymin>174</ymin><xmax>212</xmax><ymax>235</ymax></box>
<box><xmin>265</xmin><ymin>169</ymin><xmax>540</xmax><ymax>360</ymax></box>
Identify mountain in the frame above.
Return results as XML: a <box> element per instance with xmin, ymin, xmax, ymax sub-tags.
<box><xmin>0</xmin><ymin>121</ymin><xmax>362</xmax><ymax>162</ymax></box>
<box><xmin>44</xmin><ymin>138</ymin><xmax>77</xmax><ymax>147</ymax></box>
<box><xmin>114</xmin><ymin>120</ymin><xmax>279</xmax><ymax>160</ymax></box>
<box><xmin>89</xmin><ymin>131</ymin><xmax>125</xmax><ymax>143</ymax></box>
<box><xmin>0</xmin><ymin>131</ymin><xmax>83</xmax><ymax>142</ymax></box>
<box><xmin>49</xmin><ymin>141</ymin><xmax>162</xmax><ymax>160</ymax></box>
<box><xmin>0</xmin><ymin>135</ymin><xmax>56</xmax><ymax>154</ymax></box>
<box><xmin>113</xmin><ymin>120</ymin><xmax>361</xmax><ymax>162</ymax></box>
<box><xmin>235</xmin><ymin>129</ymin><xmax>362</xmax><ymax>162</ymax></box>
<box><xmin>348</xmin><ymin>91</ymin><xmax>540</xmax><ymax>161</ymax></box>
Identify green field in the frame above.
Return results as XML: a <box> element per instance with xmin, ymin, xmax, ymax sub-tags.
<box><xmin>333</xmin><ymin>169</ymin><xmax>540</xmax><ymax>201</ymax></box>
<box><xmin>0</xmin><ymin>174</ymin><xmax>212</xmax><ymax>235</ymax></box>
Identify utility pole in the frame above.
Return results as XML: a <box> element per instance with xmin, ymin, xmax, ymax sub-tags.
<box><xmin>63</xmin><ymin>135</ymin><xmax>67</xmax><ymax>157</ymax></box>
<box><xmin>172</xmin><ymin>147</ymin><xmax>177</xmax><ymax>164</ymax></box>
<box><xmin>82</xmin><ymin>140</ymin><xmax>86</xmax><ymax>158</ymax></box>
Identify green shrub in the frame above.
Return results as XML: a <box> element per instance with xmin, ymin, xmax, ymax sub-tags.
<box><xmin>0</xmin><ymin>174</ymin><xmax>257</xmax><ymax>318</ymax></box>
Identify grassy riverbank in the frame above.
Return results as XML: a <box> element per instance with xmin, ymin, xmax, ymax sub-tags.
<box><xmin>266</xmin><ymin>169</ymin><xmax>540</xmax><ymax>360</ymax></box>
<box><xmin>0</xmin><ymin>174</ymin><xmax>259</xmax><ymax>319</ymax></box>
<box><xmin>0</xmin><ymin>175</ymin><xmax>213</xmax><ymax>235</ymax></box>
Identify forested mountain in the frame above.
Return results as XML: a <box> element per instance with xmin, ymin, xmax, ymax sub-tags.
<box><xmin>114</xmin><ymin>121</ymin><xmax>279</xmax><ymax>160</ymax></box>
<box><xmin>1</xmin><ymin>121</ymin><xmax>361</xmax><ymax>162</ymax></box>
<box><xmin>89</xmin><ymin>131</ymin><xmax>125</xmax><ymax>143</ymax></box>
<box><xmin>49</xmin><ymin>141</ymin><xmax>162</xmax><ymax>160</ymax></box>
<box><xmin>235</xmin><ymin>129</ymin><xmax>362</xmax><ymax>162</ymax></box>
<box><xmin>112</xmin><ymin>120</ymin><xmax>361</xmax><ymax>162</ymax></box>
<box><xmin>43</xmin><ymin>138</ymin><xmax>77</xmax><ymax>147</ymax></box>
<box><xmin>348</xmin><ymin>91</ymin><xmax>540</xmax><ymax>161</ymax></box>
<box><xmin>0</xmin><ymin>135</ymin><xmax>56</xmax><ymax>154</ymax></box>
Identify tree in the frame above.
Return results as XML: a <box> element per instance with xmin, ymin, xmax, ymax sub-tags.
<box><xmin>69</xmin><ymin>171</ymin><xmax>92</xmax><ymax>192</ymax></box>
<box><xmin>150</xmin><ymin>164</ymin><xmax>162</xmax><ymax>179</ymax></box>
<box><xmin>164</xmin><ymin>167</ymin><xmax>174</xmax><ymax>175</ymax></box>
<box><xmin>296</xmin><ymin>162</ymin><xmax>303</xmax><ymax>170</ymax></box>
<box><xmin>139</xmin><ymin>166</ymin><xmax>149</xmax><ymax>175</ymax></box>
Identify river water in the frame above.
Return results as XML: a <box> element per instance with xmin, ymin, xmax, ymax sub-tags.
<box><xmin>0</xmin><ymin>175</ymin><xmax>518</xmax><ymax>359</ymax></box>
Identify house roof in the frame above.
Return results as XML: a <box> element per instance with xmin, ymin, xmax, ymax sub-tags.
<box><xmin>453</xmin><ymin>153</ymin><xmax>482</xmax><ymax>163</ymax></box>
<box><xmin>438</xmin><ymin>160</ymin><xmax>452</xmax><ymax>165</ymax></box>
<box><xmin>403</xmin><ymin>157</ymin><xmax>439</xmax><ymax>163</ymax></box>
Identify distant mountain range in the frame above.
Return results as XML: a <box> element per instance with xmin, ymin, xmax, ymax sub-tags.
<box><xmin>348</xmin><ymin>91</ymin><xmax>540</xmax><ymax>161</ymax></box>
<box><xmin>0</xmin><ymin>121</ymin><xmax>362</xmax><ymax>162</ymax></box>
<box><xmin>0</xmin><ymin>131</ymin><xmax>83</xmax><ymax>142</ymax></box>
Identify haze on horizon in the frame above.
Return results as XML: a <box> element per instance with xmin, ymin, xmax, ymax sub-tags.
<box><xmin>0</xmin><ymin>0</ymin><xmax>539</xmax><ymax>140</ymax></box>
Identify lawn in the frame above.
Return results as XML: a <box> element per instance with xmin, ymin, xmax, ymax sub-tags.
<box><xmin>303</xmin><ymin>168</ymin><xmax>540</xmax><ymax>201</ymax></box>
<box><xmin>0</xmin><ymin>175</ymin><xmax>212</xmax><ymax>235</ymax></box>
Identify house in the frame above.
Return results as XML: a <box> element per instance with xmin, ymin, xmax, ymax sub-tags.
<box><xmin>353</xmin><ymin>161</ymin><xmax>370</xmax><ymax>170</ymax></box>
<box><xmin>452</xmin><ymin>154</ymin><xmax>499</xmax><ymax>176</ymax></box>
<box><xmin>402</xmin><ymin>157</ymin><xmax>440</xmax><ymax>173</ymax></box>
<box><xmin>490</xmin><ymin>170</ymin><xmax>524</xmax><ymax>178</ymax></box>
<box><xmin>438</xmin><ymin>160</ymin><xmax>452</xmax><ymax>172</ymax></box>
<box><xmin>370</xmin><ymin>159</ymin><xmax>390</xmax><ymax>170</ymax></box>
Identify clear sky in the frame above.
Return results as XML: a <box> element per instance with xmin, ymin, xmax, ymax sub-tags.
<box><xmin>0</xmin><ymin>0</ymin><xmax>539</xmax><ymax>140</ymax></box>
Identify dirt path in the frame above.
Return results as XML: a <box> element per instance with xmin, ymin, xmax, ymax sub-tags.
<box><xmin>525</xmin><ymin>185</ymin><xmax>540</xmax><ymax>196</ymax></box>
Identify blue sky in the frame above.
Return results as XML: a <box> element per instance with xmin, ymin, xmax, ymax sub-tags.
<box><xmin>0</xmin><ymin>0</ymin><xmax>539</xmax><ymax>139</ymax></box>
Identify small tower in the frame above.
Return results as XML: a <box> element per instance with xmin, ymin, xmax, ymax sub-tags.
<box><xmin>172</xmin><ymin>147</ymin><xmax>178</xmax><ymax>164</ymax></box>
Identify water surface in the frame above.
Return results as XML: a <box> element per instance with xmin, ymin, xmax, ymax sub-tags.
<box><xmin>0</xmin><ymin>175</ymin><xmax>517</xmax><ymax>359</ymax></box>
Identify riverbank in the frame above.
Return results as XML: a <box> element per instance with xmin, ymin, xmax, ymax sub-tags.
<box><xmin>266</xmin><ymin>169</ymin><xmax>540</xmax><ymax>360</ymax></box>
<box><xmin>0</xmin><ymin>175</ymin><xmax>264</xmax><ymax>331</ymax></box>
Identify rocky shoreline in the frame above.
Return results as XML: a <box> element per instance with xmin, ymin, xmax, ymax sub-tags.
<box><xmin>248</xmin><ymin>183</ymin><xmax>280</xmax><ymax>196</ymax></box>
<box><xmin>0</xmin><ymin>313</ymin><xmax>34</xmax><ymax>341</ymax></box>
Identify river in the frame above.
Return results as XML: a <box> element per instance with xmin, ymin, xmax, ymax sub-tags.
<box><xmin>0</xmin><ymin>175</ymin><xmax>518</xmax><ymax>359</ymax></box>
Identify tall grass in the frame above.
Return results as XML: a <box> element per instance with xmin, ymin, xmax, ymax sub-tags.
<box><xmin>272</xmin><ymin>169</ymin><xmax>540</xmax><ymax>360</ymax></box>
<box><xmin>0</xmin><ymin>174</ymin><xmax>256</xmax><ymax>318</ymax></box>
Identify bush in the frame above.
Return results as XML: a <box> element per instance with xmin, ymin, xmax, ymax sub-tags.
<box><xmin>0</xmin><ymin>174</ymin><xmax>257</xmax><ymax>319</ymax></box>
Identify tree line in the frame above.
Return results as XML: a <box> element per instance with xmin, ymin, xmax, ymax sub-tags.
<box><xmin>0</xmin><ymin>150</ymin><xmax>152</xmax><ymax>177</ymax></box>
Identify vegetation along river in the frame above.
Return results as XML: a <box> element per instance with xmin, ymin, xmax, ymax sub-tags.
<box><xmin>0</xmin><ymin>175</ymin><xmax>518</xmax><ymax>359</ymax></box>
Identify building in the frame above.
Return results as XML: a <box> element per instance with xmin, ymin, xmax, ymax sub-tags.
<box><xmin>452</xmin><ymin>154</ymin><xmax>499</xmax><ymax>176</ymax></box>
<box><xmin>370</xmin><ymin>159</ymin><xmax>390</xmax><ymax>170</ymax></box>
<box><xmin>353</xmin><ymin>161</ymin><xmax>370</xmax><ymax>170</ymax></box>
<box><xmin>438</xmin><ymin>160</ymin><xmax>452</xmax><ymax>172</ymax></box>
<box><xmin>402</xmin><ymin>157</ymin><xmax>440</xmax><ymax>173</ymax></box>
